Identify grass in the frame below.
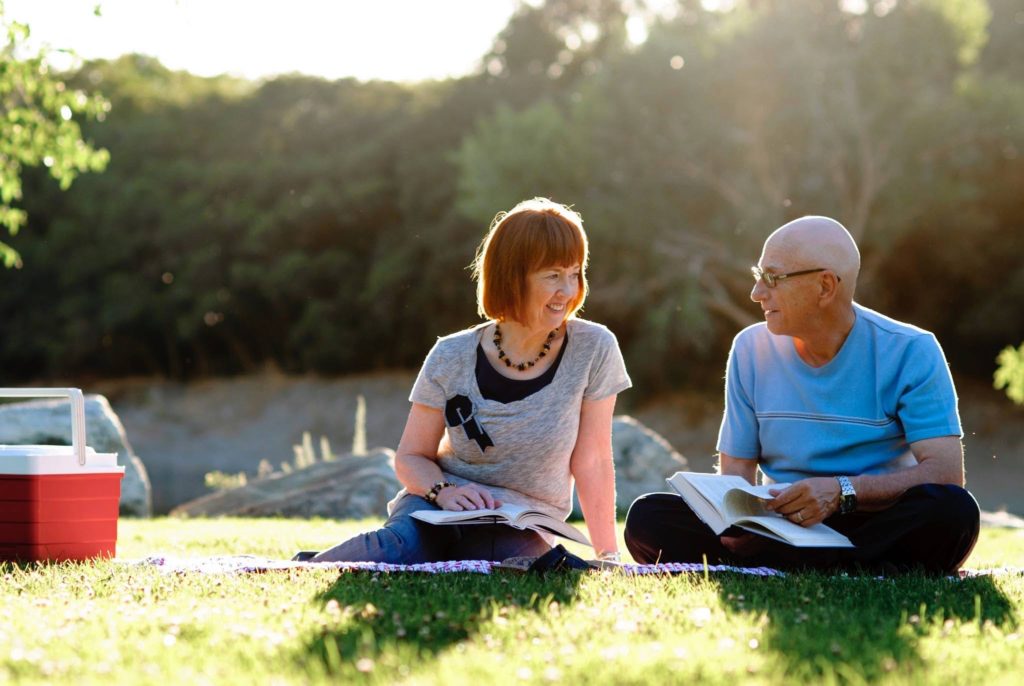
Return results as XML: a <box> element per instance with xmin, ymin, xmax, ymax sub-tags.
<box><xmin>1</xmin><ymin>519</ymin><xmax>1022</xmax><ymax>685</ymax></box>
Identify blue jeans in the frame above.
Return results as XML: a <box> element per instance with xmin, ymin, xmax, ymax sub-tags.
<box><xmin>312</xmin><ymin>493</ymin><xmax>552</xmax><ymax>563</ymax></box>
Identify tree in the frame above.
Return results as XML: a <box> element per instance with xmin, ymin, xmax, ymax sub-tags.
<box><xmin>1</xmin><ymin>0</ymin><xmax>1020</xmax><ymax>388</ymax></box>
<box><xmin>455</xmin><ymin>0</ymin><xmax>1009</xmax><ymax>388</ymax></box>
<box><xmin>0</xmin><ymin>2</ymin><xmax>109</xmax><ymax>267</ymax></box>
<box><xmin>483</xmin><ymin>0</ymin><xmax>629</xmax><ymax>86</ymax></box>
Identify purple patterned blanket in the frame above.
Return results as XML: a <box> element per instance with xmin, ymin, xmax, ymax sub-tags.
<box><xmin>119</xmin><ymin>555</ymin><xmax>1023</xmax><ymax>578</ymax></box>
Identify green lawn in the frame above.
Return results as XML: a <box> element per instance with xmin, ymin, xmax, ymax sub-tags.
<box><xmin>2</xmin><ymin>519</ymin><xmax>1022</xmax><ymax>685</ymax></box>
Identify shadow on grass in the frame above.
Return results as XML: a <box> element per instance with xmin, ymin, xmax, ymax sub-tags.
<box><xmin>297</xmin><ymin>569</ymin><xmax>584</xmax><ymax>679</ymax></box>
<box><xmin>715</xmin><ymin>571</ymin><xmax>1016</xmax><ymax>681</ymax></box>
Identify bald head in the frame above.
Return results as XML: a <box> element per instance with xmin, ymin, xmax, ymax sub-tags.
<box><xmin>764</xmin><ymin>216</ymin><xmax>860</xmax><ymax>298</ymax></box>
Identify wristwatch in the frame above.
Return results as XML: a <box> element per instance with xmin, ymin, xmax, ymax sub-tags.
<box><xmin>836</xmin><ymin>476</ymin><xmax>857</xmax><ymax>514</ymax></box>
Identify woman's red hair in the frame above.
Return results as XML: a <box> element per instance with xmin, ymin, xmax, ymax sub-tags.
<box><xmin>473</xmin><ymin>198</ymin><xmax>589</xmax><ymax>324</ymax></box>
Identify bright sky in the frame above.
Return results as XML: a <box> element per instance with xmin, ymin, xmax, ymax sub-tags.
<box><xmin>3</xmin><ymin>0</ymin><xmax>522</xmax><ymax>82</ymax></box>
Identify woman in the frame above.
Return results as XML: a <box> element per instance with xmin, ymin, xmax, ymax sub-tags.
<box><xmin>311</xmin><ymin>198</ymin><xmax>630</xmax><ymax>563</ymax></box>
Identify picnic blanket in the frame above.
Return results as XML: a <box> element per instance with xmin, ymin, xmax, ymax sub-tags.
<box><xmin>121</xmin><ymin>555</ymin><xmax>784</xmax><ymax>576</ymax></box>
<box><xmin>119</xmin><ymin>555</ymin><xmax>1024</xmax><ymax>578</ymax></box>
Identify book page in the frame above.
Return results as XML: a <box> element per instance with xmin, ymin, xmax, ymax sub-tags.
<box><xmin>668</xmin><ymin>472</ymin><xmax>788</xmax><ymax>526</ymax></box>
<box><xmin>674</xmin><ymin>472</ymin><xmax>752</xmax><ymax>502</ymax></box>
<box><xmin>722</xmin><ymin>489</ymin><xmax>772</xmax><ymax>518</ymax></box>
<box><xmin>489</xmin><ymin>502</ymin><xmax>530</xmax><ymax>520</ymax></box>
<box><xmin>409</xmin><ymin>504</ymin><xmax>590</xmax><ymax>546</ymax></box>
<box><xmin>737</xmin><ymin>516</ymin><xmax>854</xmax><ymax>548</ymax></box>
<box><xmin>666</xmin><ymin>472</ymin><xmax>731</xmax><ymax>533</ymax></box>
<box><xmin>526</xmin><ymin>517</ymin><xmax>591</xmax><ymax>546</ymax></box>
<box><xmin>667</xmin><ymin>472</ymin><xmax>853</xmax><ymax>548</ymax></box>
<box><xmin>410</xmin><ymin>506</ymin><xmax>513</xmax><ymax>525</ymax></box>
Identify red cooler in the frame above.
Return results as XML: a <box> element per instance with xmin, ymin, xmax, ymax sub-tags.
<box><xmin>1</xmin><ymin>388</ymin><xmax>125</xmax><ymax>562</ymax></box>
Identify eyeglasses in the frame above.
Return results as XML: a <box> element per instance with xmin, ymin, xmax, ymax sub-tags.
<box><xmin>750</xmin><ymin>266</ymin><xmax>840</xmax><ymax>289</ymax></box>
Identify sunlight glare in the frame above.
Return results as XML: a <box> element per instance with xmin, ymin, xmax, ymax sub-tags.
<box><xmin>874</xmin><ymin>0</ymin><xmax>898</xmax><ymax>18</ymax></box>
<box><xmin>2</xmin><ymin>0</ymin><xmax>519</xmax><ymax>83</ymax></box>
<box><xmin>626</xmin><ymin>15</ymin><xmax>648</xmax><ymax>46</ymax></box>
<box><xmin>701</xmin><ymin>0</ymin><xmax>738</xmax><ymax>12</ymax></box>
<box><xmin>580</xmin><ymin>21</ymin><xmax>600</xmax><ymax>43</ymax></box>
<box><xmin>841</xmin><ymin>0</ymin><xmax>869</xmax><ymax>14</ymax></box>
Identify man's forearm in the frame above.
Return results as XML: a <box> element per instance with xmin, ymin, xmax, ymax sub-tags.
<box><xmin>849</xmin><ymin>437</ymin><xmax>964</xmax><ymax>512</ymax></box>
<box><xmin>852</xmin><ymin>465</ymin><xmax>958</xmax><ymax>511</ymax></box>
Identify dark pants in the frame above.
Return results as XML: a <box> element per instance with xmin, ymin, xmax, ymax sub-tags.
<box><xmin>624</xmin><ymin>484</ymin><xmax>980</xmax><ymax>575</ymax></box>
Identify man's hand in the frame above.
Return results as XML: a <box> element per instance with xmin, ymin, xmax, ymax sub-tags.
<box><xmin>766</xmin><ymin>477</ymin><xmax>841</xmax><ymax>526</ymax></box>
<box><xmin>434</xmin><ymin>483</ymin><xmax>501</xmax><ymax>511</ymax></box>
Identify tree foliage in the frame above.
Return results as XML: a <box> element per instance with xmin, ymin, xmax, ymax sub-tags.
<box><xmin>1</xmin><ymin>0</ymin><xmax>1021</xmax><ymax>392</ymax></box>
<box><xmin>0</xmin><ymin>3</ymin><xmax>109</xmax><ymax>267</ymax></box>
<box><xmin>455</xmin><ymin>0</ymin><xmax>1020</xmax><ymax>385</ymax></box>
<box><xmin>995</xmin><ymin>342</ymin><xmax>1024</xmax><ymax>406</ymax></box>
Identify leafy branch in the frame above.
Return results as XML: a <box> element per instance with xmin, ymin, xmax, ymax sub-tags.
<box><xmin>1</xmin><ymin>6</ymin><xmax>110</xmax><ymax>267</ymax></box>
<box><xmin>994</xmin><ymin>342</ymin><xmax>1024</xmax><ymax>406</ymax></box>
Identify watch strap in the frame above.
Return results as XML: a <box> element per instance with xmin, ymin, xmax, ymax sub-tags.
<box><xmin>836</xmin><ymin>475</ymin><xmax>857</xmax><ymax>514</ymax></box>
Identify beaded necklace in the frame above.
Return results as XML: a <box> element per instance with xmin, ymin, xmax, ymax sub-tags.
<box><xmin>492</xmin><ymin>324</ymin><xmax>558</xmax><ymax>371</ymax></box>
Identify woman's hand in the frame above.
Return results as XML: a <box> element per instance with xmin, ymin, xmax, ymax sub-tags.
<box><xmin>434</xmin><ymin>483</ymin><xmax>501</xmax><ymax>511</ymax></box>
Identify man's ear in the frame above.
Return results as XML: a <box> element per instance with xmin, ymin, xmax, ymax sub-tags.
<box><xmin>817</xmin><ymin>271</ymin><xmax>842</xmax><ymax>305</ymax></box>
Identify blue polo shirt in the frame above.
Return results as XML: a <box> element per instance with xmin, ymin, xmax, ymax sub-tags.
<box><xmin>716</xmin><ymin>304</ymin><xmax>961</xmax><ymax>483</ymax></box>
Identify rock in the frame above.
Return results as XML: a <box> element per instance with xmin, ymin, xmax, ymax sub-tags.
<box><xmin>171</xmin><ymin>448</ymin><xmax>401</xmax><ymax>518</ymax></box>
<box><xmin>174</xmin><ymin>417</ymin><xmax>687</xmax><ymax>520</ymax></box>
<box><xmin>0</xmin><ymin>395</ymin><xmax>153</xmax><ymax>517</ymax></box>
<box><xmin>108</xmin><ymin>372</ymin><xmax>415</xmax><ymax>514</ymax></box>
<box><xmin>980</xmin><ymin>509</ymin><xmax>1024</xmax><ymax>529</ymax></box>
<box><xmin>573</xmin><ymin>415</ymin><xmax>688</xmax><ymax>517</ymax></box>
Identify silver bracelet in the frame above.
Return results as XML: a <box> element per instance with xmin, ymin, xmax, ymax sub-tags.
<box><xmin>596</xmin><ymin>551</ymin><xmax>621</xmax><ymax>563</ymax></box>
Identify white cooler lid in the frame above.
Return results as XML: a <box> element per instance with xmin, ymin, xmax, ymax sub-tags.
<box><xmin>0</xmin><ymin>445</ymin><xmax>125</xmax><ymax>475</ymax></box>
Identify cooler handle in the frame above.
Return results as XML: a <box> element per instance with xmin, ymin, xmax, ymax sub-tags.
<box><xmin>0</xmin><ymin>388</ymin><xmax>88</xmax><ymax>466</ymax></box>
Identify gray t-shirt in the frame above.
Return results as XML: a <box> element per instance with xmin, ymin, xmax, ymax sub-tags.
<box><xmin>393</xmin><ymin>317</ymin><xmax>631</xmax><ymax>520</ymax></box>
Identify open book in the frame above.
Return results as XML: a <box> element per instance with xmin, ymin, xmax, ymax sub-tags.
<box><xmin>667</xmin><ymin>472</ymin><xmax>854</xmax><ymax>548</ymax></box>
<box><xmin>410</xmin><ymin>503</ymin><xmax>591</xmax><ymax>547</ymax></box>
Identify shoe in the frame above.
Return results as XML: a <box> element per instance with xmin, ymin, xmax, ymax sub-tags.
<box><xmin>527</xmin><ymin>544</ymin><xmax>594</xmax><ymax>573</ymax></box>
<box><xmin>291</xmin><ymin>551</ymin><xmax>320</xmax><ymax>562</ymax></box>
<box><xmin>493</xmin><ymin>555</ymin><xmax>537</xmax><ymax>573</ymax></box>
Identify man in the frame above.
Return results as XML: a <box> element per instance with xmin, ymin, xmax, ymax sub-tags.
<box><xmin>624</xmin><ymin>216</ymin><xmax>979</xmax><ymax>574</ymax></box>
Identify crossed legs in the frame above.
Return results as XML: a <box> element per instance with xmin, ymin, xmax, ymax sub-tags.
<box><xmin>312</xmin><ymin>493</ymin><xmax>552</xmax><ymax>564</ymax></box>
<box><xmin>624</xmin><ymin>484</ymin><xmax>980</xmax><ymax>575</ymax></box>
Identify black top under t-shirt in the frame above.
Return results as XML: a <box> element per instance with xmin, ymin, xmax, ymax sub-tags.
<box><xmin>475</xmin><ymin>334</ymin><xmax>569</xmax><ymax>403</ymax></box>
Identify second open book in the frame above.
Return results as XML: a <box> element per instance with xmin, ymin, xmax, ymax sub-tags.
<box><xmin>410</xmin><ymin>503</ymin><xmax>591</xmax><ymax>547</ymax></box>
<box><xmin>667</xmin><ymin>472</ymin><xmax>854</xmax><ymax>548</ymax></box>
